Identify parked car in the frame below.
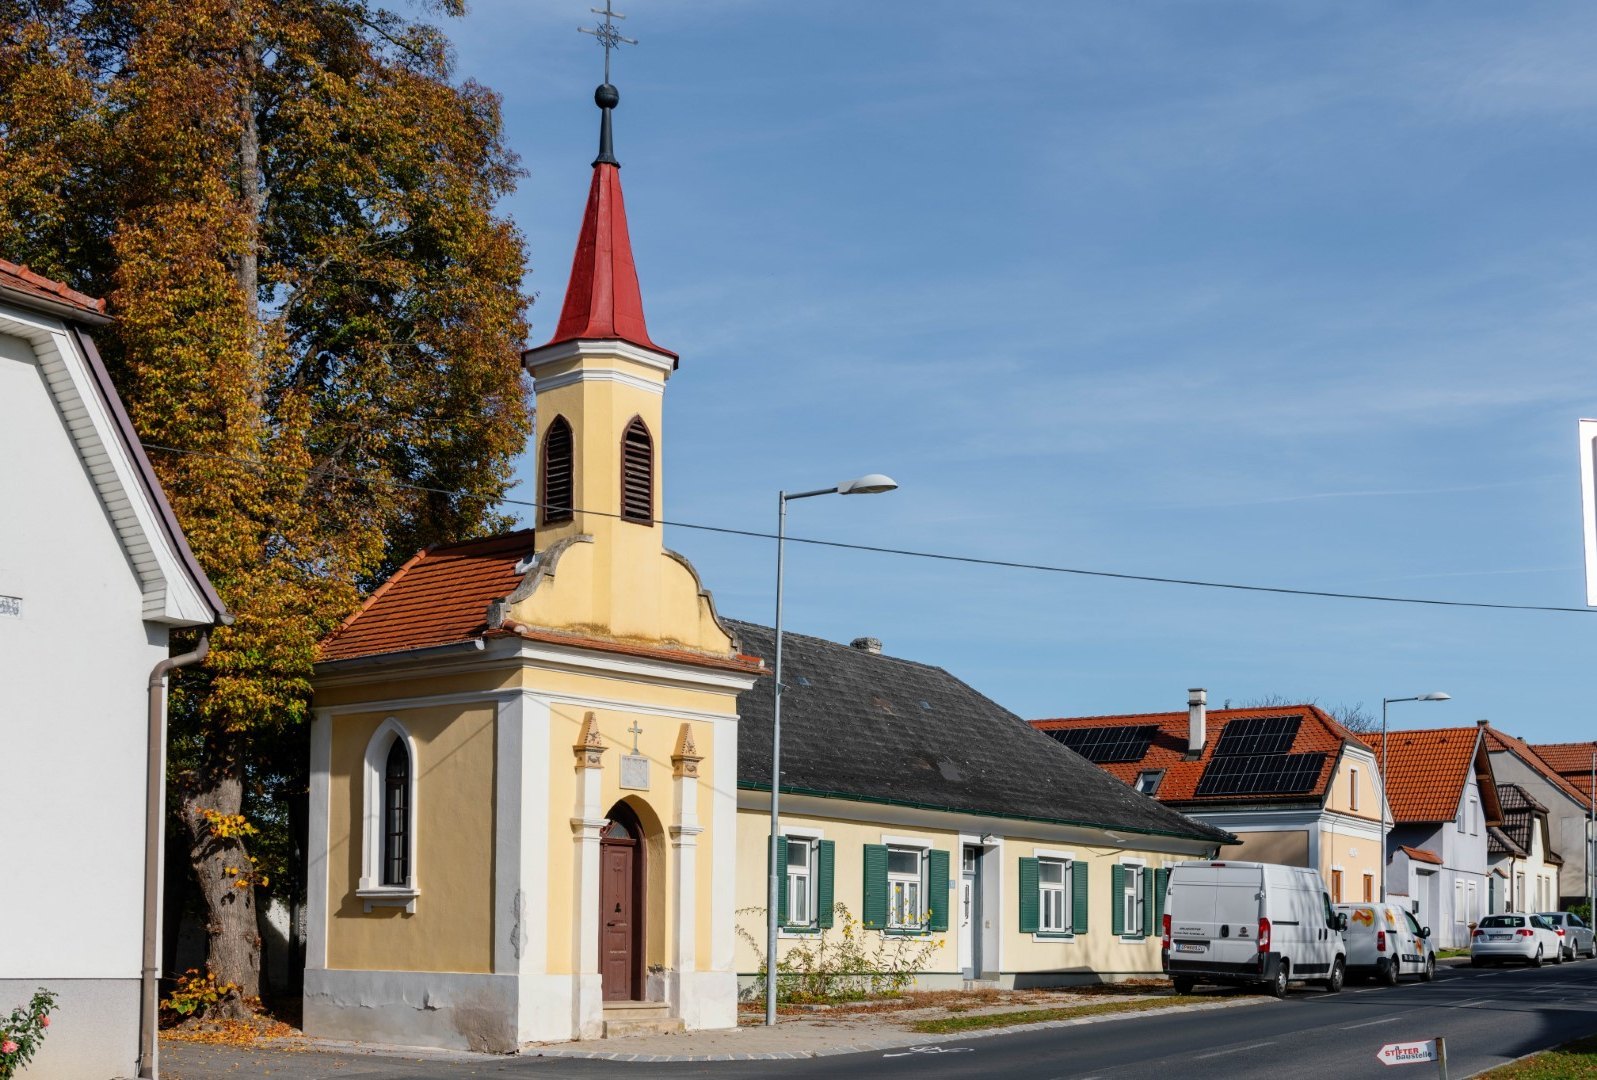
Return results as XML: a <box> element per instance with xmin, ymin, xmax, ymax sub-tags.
<box><xmin>1163</xmin><ymin>860</ymin><xmax>1348</xmax><ymax>998</ymax></box>
<box><xmin>1334</xmin><ymin>901</ymin><xmax>1436</xmax><ymax>984</ymax></box>
<box><xmin>1539</xmin><ymin>912</ymin><xmax>1596</xmax><ymax>960</ymax></box>
<box><xmin>1471</xmin><ymin>913</ymin><xmax>1563</xmax><ymax>967</ymax></box>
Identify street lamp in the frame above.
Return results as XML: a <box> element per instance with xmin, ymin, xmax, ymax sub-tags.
<box><xmin>766</xmin><ymin>473</ymin><xmax>897</xmax><ymax>1026</ymax></box>
<box><xmin>1379</xmin><ymin>692</ymin><xmax>1451</xmax><ymax>903</ymax></box>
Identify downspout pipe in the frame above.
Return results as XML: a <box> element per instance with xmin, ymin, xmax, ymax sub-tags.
<box><xmin>140</xmin><ymin>632</ymin><xmax>209</xmax><ymax>1080</ymax></box>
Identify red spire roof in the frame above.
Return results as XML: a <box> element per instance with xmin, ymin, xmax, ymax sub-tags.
<box><xmin>541</xmin><ymin>163</ymin><xmax>675</xmax><ymax>361</ymax></box>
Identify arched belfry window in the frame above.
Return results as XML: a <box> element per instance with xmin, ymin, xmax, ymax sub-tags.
<box><xmin>382</xmin><ymin>738</ymin><xmax>410</xmax><ymax>887</ymax></box>
<box><xmin>542</xmin><ymin>415</ymin><xmax>574</xmax><ymax>524</ymax></box>
<box><xmin>620</xmin><ymin>417</ymin><xmax>653</xmax><ymax>524</ymax></box>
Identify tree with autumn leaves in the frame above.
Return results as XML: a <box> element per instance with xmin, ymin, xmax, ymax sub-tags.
<box><xmin>0</xmin><ymin>0</ymin><xmax>530</xmax><ymax>1014</ymax></box>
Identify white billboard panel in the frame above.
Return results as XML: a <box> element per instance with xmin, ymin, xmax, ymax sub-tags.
<box><xmin>1583</xmin><ymin>419</ymin><xmax>1597</xmax><ymax>607</ymax></box>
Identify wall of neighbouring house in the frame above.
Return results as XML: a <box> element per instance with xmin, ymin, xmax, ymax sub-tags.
<box><xmin>0</xmin><ymin>327</ymin><xmax>162</xmax><ymax>1079</ymax></box>
<box><xmin>1225</xmin><ymin>830</ymin><xmax>1310</xmax><ymax>867</ymax></box>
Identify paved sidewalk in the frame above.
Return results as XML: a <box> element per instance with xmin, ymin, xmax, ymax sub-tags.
<box><xmin>516</xmin><ymin>994</ymin><xmax>1270</xmax><ymax>1061</ymax></box>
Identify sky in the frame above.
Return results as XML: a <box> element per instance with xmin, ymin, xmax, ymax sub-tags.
<box><xmin>445</xmin><ymin>0</ymin><xmax>1597</xmax><ymax>745</ymax></box>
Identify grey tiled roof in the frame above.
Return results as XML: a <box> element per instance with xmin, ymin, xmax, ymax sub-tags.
<box><xmin>729</xmin><ymin>620</ymin><xmax>1233</xmax><ymax>844</ymax></box>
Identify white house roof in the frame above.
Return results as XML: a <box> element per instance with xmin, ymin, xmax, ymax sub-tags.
<box><xmin>0</xmin><ymin>260</ymin><xmax>228</xmax><ymax>627</ymax></box>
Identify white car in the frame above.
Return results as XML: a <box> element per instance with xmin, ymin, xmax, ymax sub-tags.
<box><xmin>1470</xmin><ymin>913</ymin><xmax>1563</xmax><ymax>967</ymax></box>
<box><xmin>1539</xmin><ymin>912</ymin><xmax>1596</xmax><ymax>960</ymax></box>
<box><xmin>1334</xmin><ymin>902</ymin><xmax>1436</xmax><ymax>984</ymax></box>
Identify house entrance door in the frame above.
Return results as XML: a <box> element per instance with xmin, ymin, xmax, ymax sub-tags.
<box><xmin>600</xmin><ymin>805</ymin><xmax>645</xmax><ymax>1001</ymax></box>
<box><xmin>959</xmin><ymin>845</ymin><xmax>982</xmax><ymax>980</ymax></box>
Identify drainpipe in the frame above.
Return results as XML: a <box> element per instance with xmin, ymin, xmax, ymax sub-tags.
<box><xmin>140</xmin><ymin>632</ymin><xmax>209</xmax><ymax>1080</ymax></box>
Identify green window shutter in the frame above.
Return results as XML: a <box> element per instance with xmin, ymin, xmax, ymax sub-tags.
<box><xmin>1111</xmin><ymin>864</ymin><xmax>1126</xmax><ymax>936</ymax></box>
<box><xmin>816</xmin><ymin>840</ymin><xmax>835</xmax><ymax>928</ymax></box>
<box><xmin>1072</xmin><ymin>861</ymin><xmax>1090</xmax><ymax>935</ymax></box>
<box><xmin>1018</xmin><ymin>857</ymin><xmax>1040</xmax><ymax>934</ymax></box>
<box><xmin>1154</xmin><ymin>867</ymin><xmax>1170</xmax><ymax>926</ymax></box>
<box><xmin>927</xmin><ymin>849</ymin><xmax>951</xmax><ymax>932</ymax></box>
<box><xmin>862</xmin><ymin>844</ymin><xmax>889</xmax><ymax>929</ymax></box>
<box><xmin>770</xmin><ymin>837</ymin><xmax>789</xmax><ymax>926</ymax></box>
<box><xmin>1141</xmin><ymin>867</ymin><xmax>1156</xmax><ymax>937</ymax></box>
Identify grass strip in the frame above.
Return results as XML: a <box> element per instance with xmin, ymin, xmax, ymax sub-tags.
<box><xmin>910</xmin><ymin>995</ymin><xmax>1215</xmax><ymax>1034</ymax></box>
<box><xmin>1479</xmin><ymin>1032</ymin><xmax>1597</xmax><ymax>1078</ymax></box>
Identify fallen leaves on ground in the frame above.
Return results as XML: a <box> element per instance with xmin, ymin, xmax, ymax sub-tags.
<box><xmin>161</xmin><ymin>1016</ymin><xmax>304</xmax><ymax>1049</ymax></box>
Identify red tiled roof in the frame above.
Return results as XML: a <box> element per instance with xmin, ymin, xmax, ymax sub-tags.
<box><xmin>1528</xmin><ymin>741</ymin><xmax>1597</xmax><ymax>785</ymax></box>
<box><xmin>0</xmin><ymin>258</ymin><xmax>107</xmax><ymax>318</ymax></box>
<box><xmin>1400</xmin><ymin>845</ymin><xmax>1443</xmax><ymax>866</ymax></box>
<box><xmin>1485</xmin><ymin>728</ymin><xmax>1595</xmax><ymax>812</ymax></box>
<box><xmin>1364</xmin><ymin>727</ymin><xmax>1498</xmax><ymax>824</ymax></box>
<box><xmin>1029</xmin><ymin>705</ymin><xmax>1365</xmax><ymax>804</ymax></box>
<box><xmin>320</xmin><ymin>531</ymin><xmax>536</xmax><ymax>662</ymax></box>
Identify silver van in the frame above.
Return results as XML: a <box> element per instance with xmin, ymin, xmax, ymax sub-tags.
<box><xmin>1334</xmin><ymin>901</ymin><xmax>1436</xmax><ymax>984</ymax></box>
<box><xmin>1163</xmin><ymin>860</ymin><xmax>1348</xmax><ymax>997</ymax></box>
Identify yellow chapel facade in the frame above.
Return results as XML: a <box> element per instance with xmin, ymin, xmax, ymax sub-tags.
<box><xmin>302</xmin><ymin>82</ymin><xmax>762</xmax><ymax>1051</ymax></box>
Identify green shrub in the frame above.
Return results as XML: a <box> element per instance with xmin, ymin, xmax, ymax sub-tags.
<box><xmin>737</xmin><ymin>903</ymin><xmax>943</xmax><ymax>1005</ymax></box>
<box><xmin>0</xmin><ymin>990</ymin><xmax>57</xmax><ymax>1080</ymax></box>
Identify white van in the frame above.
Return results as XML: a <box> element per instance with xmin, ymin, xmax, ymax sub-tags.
<box><xmin>1162</xmin><ymin>861</ymin><xmax>1348</xmax><ymax>997</ymax></box>
<box><xmin>1334</xmin><ymin>902</ymin><xmax>1436</xmax><ymax>984</ymax></box>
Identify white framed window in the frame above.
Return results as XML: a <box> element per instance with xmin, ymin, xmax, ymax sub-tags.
<box><xmin>358</xmin><ymin>717</ymin><xmax>420</xmax><ymax>912</ymax></box>
<box><xmin>1135</xmin><ymin>770</ymin><xmax>1163</xmax><ymax>795</ymax></box>
<box><xmin>887</xmin><ymin>845</ymin><xmax>926</xmax><ymax>930</ymax></box>
<box><xmin>1040</xmin><ymin>858</ymin><xmax>1070</xmax><ymax>933</ymax></box>
<box><xmin>1349</xmin><ymin>767</ymin><xmax>1360</xmax><ymax>811</ymax></box>
<box><xmin>1121</xmin><ymin>863</ymin><xmax>1145</xmax><ymax>937</ymax></box>
<box><xmin>786</xmin><ymin>837</ymin><xmax>817</xmax><ymax>927</ymax></box>
<box><xmin>1469</xmin><ymin>797</ymin><xmax>1478</xmax><ymax>836</ymax></box>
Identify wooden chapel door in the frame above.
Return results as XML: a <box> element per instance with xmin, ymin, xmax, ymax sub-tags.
<box><xmin>600</xmin><ymin>810</ymin><xmax>642</xmax><ymax>1000</ymax></box>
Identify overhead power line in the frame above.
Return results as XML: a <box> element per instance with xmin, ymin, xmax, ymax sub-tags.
<box><xmin>140</xmin><ymin>442</ymin><xmax>1597</xmax><ymax>616</ymax></box>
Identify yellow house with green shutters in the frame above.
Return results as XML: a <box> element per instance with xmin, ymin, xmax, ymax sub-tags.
<box><xmin>728</xmin><ymin>622</ymin><xmax>1231</xmax><ymax>990</ymax></box>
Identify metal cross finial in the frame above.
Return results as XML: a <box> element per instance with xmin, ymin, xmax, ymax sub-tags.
<box><xmin>579</xmin><ymin>1</ymin><xmax>637</xmax><ymax>85</ymax></box>
<box><xmin>627</xmin><ymin>718</ymin><xmax>644</xmax><ymax>754</ymax></box>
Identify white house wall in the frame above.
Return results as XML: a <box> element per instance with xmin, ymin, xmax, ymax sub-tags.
<box><xmin>0</xmin><ymin>329</ymin><xmax>170</xmax><ymax>1078</ymax></box>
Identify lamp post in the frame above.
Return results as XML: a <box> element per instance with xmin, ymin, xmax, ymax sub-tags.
<box><xmin>1379</xmin><ymin>692</ymin><xmax>1450</xmax><ymax>903</ymax></box>
<box><xmin>766</xmin><ymin>473</ymin><xmax>897</xmax><ymax>1026</ymax></box>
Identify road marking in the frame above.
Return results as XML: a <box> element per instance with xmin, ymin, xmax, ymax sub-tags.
<box><xmin>1448</xmin><ymin>998</ymin><xmax>1494</xmax><ymax>1009</ymax></box>
<box><xmin>1342</xmin><ymin>1016</ymin><xmax>1403</xmax><ymax>1029</ymax></box>
<box><xmin>1195</xmin><ymin>1041</ymin><xmax>1276</xmax><ymax>1059</ymax></box>
<box><xmin>882</xmin><ymin>1046</ymin><xmax>973</xmax><ymax>1058</ymax></box>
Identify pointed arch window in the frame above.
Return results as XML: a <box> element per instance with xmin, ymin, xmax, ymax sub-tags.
<box><xmin>620</xmin><ymin>417</ymin><xmax>653</xmax><ymax>524</ymax></box>
<box><xmin>382</xmin><ymin>738</ymin><xmax>410</xmax><ymax>887</ymax></box>
<box><xmin>542</xmin><ymin>415</ymin><xmax>574</xmax><ymax>524</ymax></box>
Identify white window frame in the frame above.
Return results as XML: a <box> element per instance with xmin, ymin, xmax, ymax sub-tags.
<box><xmin>778</xmin><ymin>825</ymin><xmax>825</xmax><ymax>937</ymax></box>
<box><xmin>1134</xmin><ymin>770</ymin><xmax>1163</xmax><ymax>796</ymax></box>
<box><xmin>885</xmin><ymin>844</ymin><xmax>928</xmax><ymax>932</ymax></box>
<box><xmin>1349</xmin><ymin>767</ymin><xmax>1360</xmax><ymax>812</ymax></box>
<box><xmin>1039</xmin><ymin>857</ymin><xmax>1071</xmax><ymax>935</ymax></box>
<box><xmin>786</xmin><ymin>836</ymin><xmax>818</xmax><ymax>930</ymax></box>
<box><xmin>1120</xmin><ymin>858</ymin><xmax>1146</xmax><ymax>938</ymax></box>
<box><xmin>358</xmin><ymin>717</ymin><xmax>420</xmax><ymax>912</ymax></box>
<box><xmin>1469</xmin><ymin>797</ymin><xmax>1479</xmax><ymax>836</ymax></box>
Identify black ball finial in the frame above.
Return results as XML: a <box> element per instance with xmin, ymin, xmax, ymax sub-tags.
<box><xmin>595</xmin><ymin>83</ymin><xmax>620</xmax><ymax>109</ymax></box>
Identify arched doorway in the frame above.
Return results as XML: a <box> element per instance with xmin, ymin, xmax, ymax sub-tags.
<box><xmin>599</xmin><ymin>802</ymin><xmax>646</xmax><ymax>1001</ymax></box>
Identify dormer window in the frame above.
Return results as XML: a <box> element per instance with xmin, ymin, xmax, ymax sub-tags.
<box><xmin>541</xmin><ymin>415</ymin><xmax>574</xmax><ymax>524</ymax></box>
<box><xmin>620</xmin><ymin>416</ymin><xmax>653</xmax><ymax>524</ymax></box>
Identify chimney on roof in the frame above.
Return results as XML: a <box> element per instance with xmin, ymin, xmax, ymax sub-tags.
<box><xmin>1187</xmin><ymin>688</ymin><xmax>1208</xmax><ymax>758</ymax></box>
<box><xmin>1477</xmin><ymin>719</ymin><xmax>1490</xmax><ymax>727</ymax></box>
<box><xmin>851</xmin><ymin>636</ymin><xmax>882</xmax><ymax>654</ymax></box>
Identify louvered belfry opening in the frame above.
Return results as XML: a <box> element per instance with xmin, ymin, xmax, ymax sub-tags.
<box><xmin>620</xmin><ymin>417</ymin><xmax>654</xmax><ymax>524</ymax></box>
<box><xmin>541</xmin><ymin>415</ymin><xmax>574</xmax><ymax>524</ymax></box>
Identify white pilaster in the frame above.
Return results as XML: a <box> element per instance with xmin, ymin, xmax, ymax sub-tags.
<box><xmin>305</xmin><ymin>710</ymin><xmax>332</xmax><ymax>971</ymax></box>
<box><xmin>571</xmin><ymin>714</ymin><xmax>607</xmax><ymax>1039</ymax></box>
<box><xmin>668</xmin><ymin>724</ymin><xmax>703</xmax><ymax>1025</ymax></box>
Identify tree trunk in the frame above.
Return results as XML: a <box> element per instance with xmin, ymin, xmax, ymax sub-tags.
<box><xmin>181</xmin><ymin>766</ymin><xmax>260</xmax><ymax>1017</ymax></box>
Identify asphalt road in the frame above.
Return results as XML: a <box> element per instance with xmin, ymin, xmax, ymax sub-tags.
<box><xmin>164</xmin><ymin>957</ymin><xmax>1597</xmax><ymax>1080</ymax></box>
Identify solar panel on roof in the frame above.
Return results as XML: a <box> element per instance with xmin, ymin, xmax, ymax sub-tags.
<box><xmin>1047</xmin><ymin>725</ymin><xmax>1159</xmax><ymax>764</ymax></box>
<box><xmin>1213</xmin><ymin>715</ymin><xmax>1303</xmax><ymax>757</ymax></box>
<box><xmin>1194</xmin><ymin>751</ymin><xmax>1326</xmax><ymax>797</ymax></box>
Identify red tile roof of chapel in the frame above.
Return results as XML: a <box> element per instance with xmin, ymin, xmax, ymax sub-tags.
<box><xmin>1364</xmin><ymin>726</ymin><xmax>1503</xmax><ymax>825</ymax></box>
<box><xmin>0</xmin><ymin>258</ymin><xmax>108</xmax><ymax>319</ymax></box>
<box><xmin>1029</xmin><ymin>705</ymin><xmax>1366</xmax><ymax>805</ymax></box>
<box><xmin>320</xmin><ymin>530</ymin><xmax>537</xmax><ymax>662</ymax></box>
